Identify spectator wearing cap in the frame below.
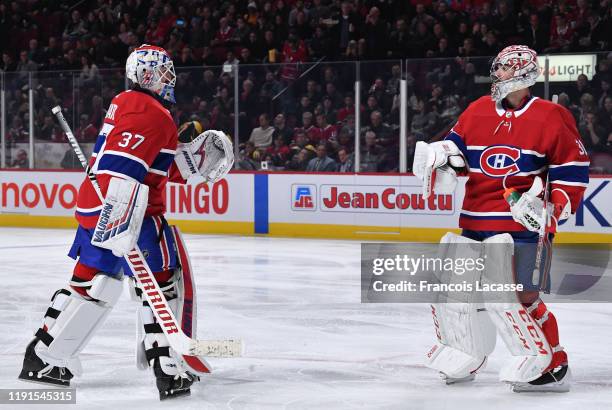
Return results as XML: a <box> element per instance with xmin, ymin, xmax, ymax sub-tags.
<box><xmin>245</xmin><ymin>2</ymin><xmax>259</xmax><ymax>27</ymax></box>
<box><xmin>249</xmin><ymin>113</ymin><xmax>275</xmax><ymax>149</ymax></box>
<box><xmin>306</xmin><ymin>143</ymin><xmax>337</xmax><ymax>172</ymax></box>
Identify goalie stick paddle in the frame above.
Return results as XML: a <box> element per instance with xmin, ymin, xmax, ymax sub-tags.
<box><xmin>51</xmin><ymin>106</ymin><xmax>242</xmax><ymax>362</ymax></box>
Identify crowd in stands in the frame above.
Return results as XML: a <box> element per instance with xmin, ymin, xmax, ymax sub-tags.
<box><xmin>0</xmin><ymin>0</ymin><xmax>610</xmax><ymax>172</ymax></box>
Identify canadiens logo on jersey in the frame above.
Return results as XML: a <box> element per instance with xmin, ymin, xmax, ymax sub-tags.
<box><xmin>479</xmin><ymin>145</ymin><xmax>521</xmax><ymax>177</ymax></box>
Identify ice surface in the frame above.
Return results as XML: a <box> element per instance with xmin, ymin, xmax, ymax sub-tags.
<box><xmin>0</xmin><ymin>227</ymin><xmax>610</xmax><ymax>409</ymax></box>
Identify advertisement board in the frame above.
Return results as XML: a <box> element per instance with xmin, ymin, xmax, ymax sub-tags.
<box><xmin>0</xmin><ymin>170</ymin><xmax>609</xmax><ymax>242</ymax></box>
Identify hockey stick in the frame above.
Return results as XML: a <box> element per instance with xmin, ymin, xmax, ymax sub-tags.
<box><xmin>531</xmin><ymin>94</ymin><xmax>557</xmax><ymax>291</ymax></box>
<box><xmin>272</xmin><ymin>56</ymin><xmax>326</xmax><ymax>101</ymax></box>
<box><xmin>52</xmin><ymin>106</ymin><xmax>242</xmax><ymax>361</ymax></box>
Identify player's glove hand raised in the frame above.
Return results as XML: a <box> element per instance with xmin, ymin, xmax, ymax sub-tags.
<box><xmin>175</xmin><ymin>121</ymin><xmax>234</xmax><ymax>183</ymax></box>
<box><xmin>195</xmin><ymin>130</ymin><xmax>235</xmax><ymax>183</ymax></box>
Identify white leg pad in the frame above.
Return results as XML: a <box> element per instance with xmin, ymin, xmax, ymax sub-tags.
<box><xmin>36</xmin><ymin>274</ymin><xmax>123</xmax><ymax>375</ymax></box>
<box><xmin>425</xmin><ymin>232</ymin><xmax>496</xmax><ymax>379</ymax></box>
<box><xmin>481</xmin><ymin>234</ymin><xmax>554</xmax><ymax>383</ymax></box>
<box><xmin>426</xmin><ymin>303</ymin><xmax>496</xmax><ymax>379</ymax></box>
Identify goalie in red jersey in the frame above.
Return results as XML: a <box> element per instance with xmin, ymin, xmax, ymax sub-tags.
<box><xmin>414</xmin><ymin>45</ymin><xmax>589</xmax><ymax>392</ymax></box>
<box><xmin>18</xmin><ymin>45</ymin><xmax>234</xmax><ymax>400</ymax></box>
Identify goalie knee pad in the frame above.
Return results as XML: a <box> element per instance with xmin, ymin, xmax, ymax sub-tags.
<box><xmin>34</xmin><ymin>264</ymin><xmax>123</xmax><ymax>374</ymax></box>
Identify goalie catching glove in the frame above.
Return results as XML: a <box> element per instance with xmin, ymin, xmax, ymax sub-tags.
<box><xmin>412</xmin><ymin>140</ymin><xmax>466</xmax><ymax>199</ymax></box>
<box><xmin>174</xmin><ymin>121</ymin><xmax>234</xmax><ymax>183</ymax></box>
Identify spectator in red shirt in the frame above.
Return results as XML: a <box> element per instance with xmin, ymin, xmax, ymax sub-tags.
<box><xmin>547</xmin><ymin>14</ymin><xmax>575</xmax><ymax>53</ymax></box>
<box><xmin>315</xmin><ymin>113</ymin><xmax>337</xmax><ymax>143</ymax></box>
<box><xmin>157</xmin><ymin>4</ymin><xmax>177</xmax><ymax>41</ymax></box>
<box><xmin>267</xmin><ymin>134</ymin><xmax>291</xmax><ymax>166</ymax></box>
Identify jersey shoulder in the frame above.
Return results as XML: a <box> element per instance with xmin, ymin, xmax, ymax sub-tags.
<box><xmin>529</xmin><ymin>98</ymin><xmax>577</xmax><ymax>126</ymax></box>
<box><xmin>463</xmin><ymin>95</ymin><xmax>495</xmax><ymax>116</ymax></box>
<box><xmin>109</xmin><ymin>90</ymin><xmax>175</xmax><ymax>129</ymax></box>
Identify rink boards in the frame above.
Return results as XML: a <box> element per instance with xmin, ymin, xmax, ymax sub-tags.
<box><xmin>0</xmin><ymin>170</ymin><xmax>609</xmax><ymax>243</ymax></box>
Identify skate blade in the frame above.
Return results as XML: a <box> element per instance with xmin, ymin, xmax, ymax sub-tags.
<box><xmin>512</xmin><ymin>383</ymin><xmax>570</xmax><ymax>393</ymax></box>
<box><xmin>511</xmin><ymin>381</ymin><xmax>570</xmax><ymax>393</ymax></box>
<box><xmin>512</xmin><ymin>366</ymin><xmax>571</xmax><ymax>393</ymax></box>
<box><xmin>442</xmin><ymin>373</ymin><xmax>475</xmax><ymax>385</ymax></box>
<box><xmin>159</xmin><ymin>388</ymin><xmax>191</xmax><ymax>401</ymax></box>
<box><xmin>18</xmin><ymin>371</ymin><xmax>70</xmax><ymax>388</ymax></box>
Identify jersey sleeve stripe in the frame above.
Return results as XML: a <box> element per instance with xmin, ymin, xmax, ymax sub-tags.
<box><xmin>96</xmin><ymin>156</ymin><xmax>147</xmax><ymax>182</ymax></box>
<box><xmin>549</xmin><ymin>165</ymin><xmax>589</xmax><ymax>184</ymax></box>
<box><xmin>102</xmin><ymin>150</ymin><xmax>150</xmax><ymax>169</ymax></box>
<box><xmin>151</xmin><ymin>152</ymin><xmax>175</xmax><ymax>172</ymax></box>
<box><xmin>96</xmin><ymin>169</ymin><xmax>139</xmax><ymax>183</ymax></box>
<box><xmin>548</xmin><ymin>161</ymin><xmax>591</xmax><ymax>168</ymax></box>
<box><xmin>149</xmin><ymin>168</ymin><xmax>168</xmax><ymax>176</ymax></box>
<box><xmin>444</xmin><ymin>131</ymin><xmax>468</xmax><ymax>158</ymax></box>
<box><xmin>549</xmin><ymin>180</ymin><xmax>588</xmax><ymax>187</ymax></box>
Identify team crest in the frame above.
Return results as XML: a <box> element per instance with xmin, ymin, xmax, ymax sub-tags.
<box><xmin>479</xmin><ymin>145</ymin><xmax>521</xmax><ymax>177</ymax></box>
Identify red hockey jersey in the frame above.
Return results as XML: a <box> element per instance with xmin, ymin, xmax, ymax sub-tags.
<box><xmin>444</xmin><ymin>95</ymin><xmax>590</xmax><ymax>231</ymax></box>
<box><xmin>75</xmin><ymin>90</ymin><xmax>183</xmax><ymax>229</ymax></box>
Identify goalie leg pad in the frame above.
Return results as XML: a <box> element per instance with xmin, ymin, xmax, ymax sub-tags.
<box><xmin>425</xmin><ymin>232</ymin><xmax>496</xmax><ymax>380</ymax></box>
<box><xmin>480</xmin><ymin>234</ymin><xmax>554</xmax><ymax>383</ymax></box>
<box><xmin>35</xmin><ymin>265</ymin><xmax>123</xmax><ymax>374</ymax></box>
<box><xmin>134</xmin><ymin>227</ymin><xmax>210</xmax><ymax>376</ymax></box>
<box><xmin>524</xmin><ymin>299</ymin><xmax>567</xmax><ymax>371</ymax></box>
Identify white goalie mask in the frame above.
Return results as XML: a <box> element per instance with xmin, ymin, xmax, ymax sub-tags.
<box><xmin>490</xmin><ymin>45</ymin><xmax>539</xmax><ymax>102</ymax></box>
<box><xmin>126</xmin><ymin>44</ymin><xmax>177</xmax><ymax>103</ymax></box>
